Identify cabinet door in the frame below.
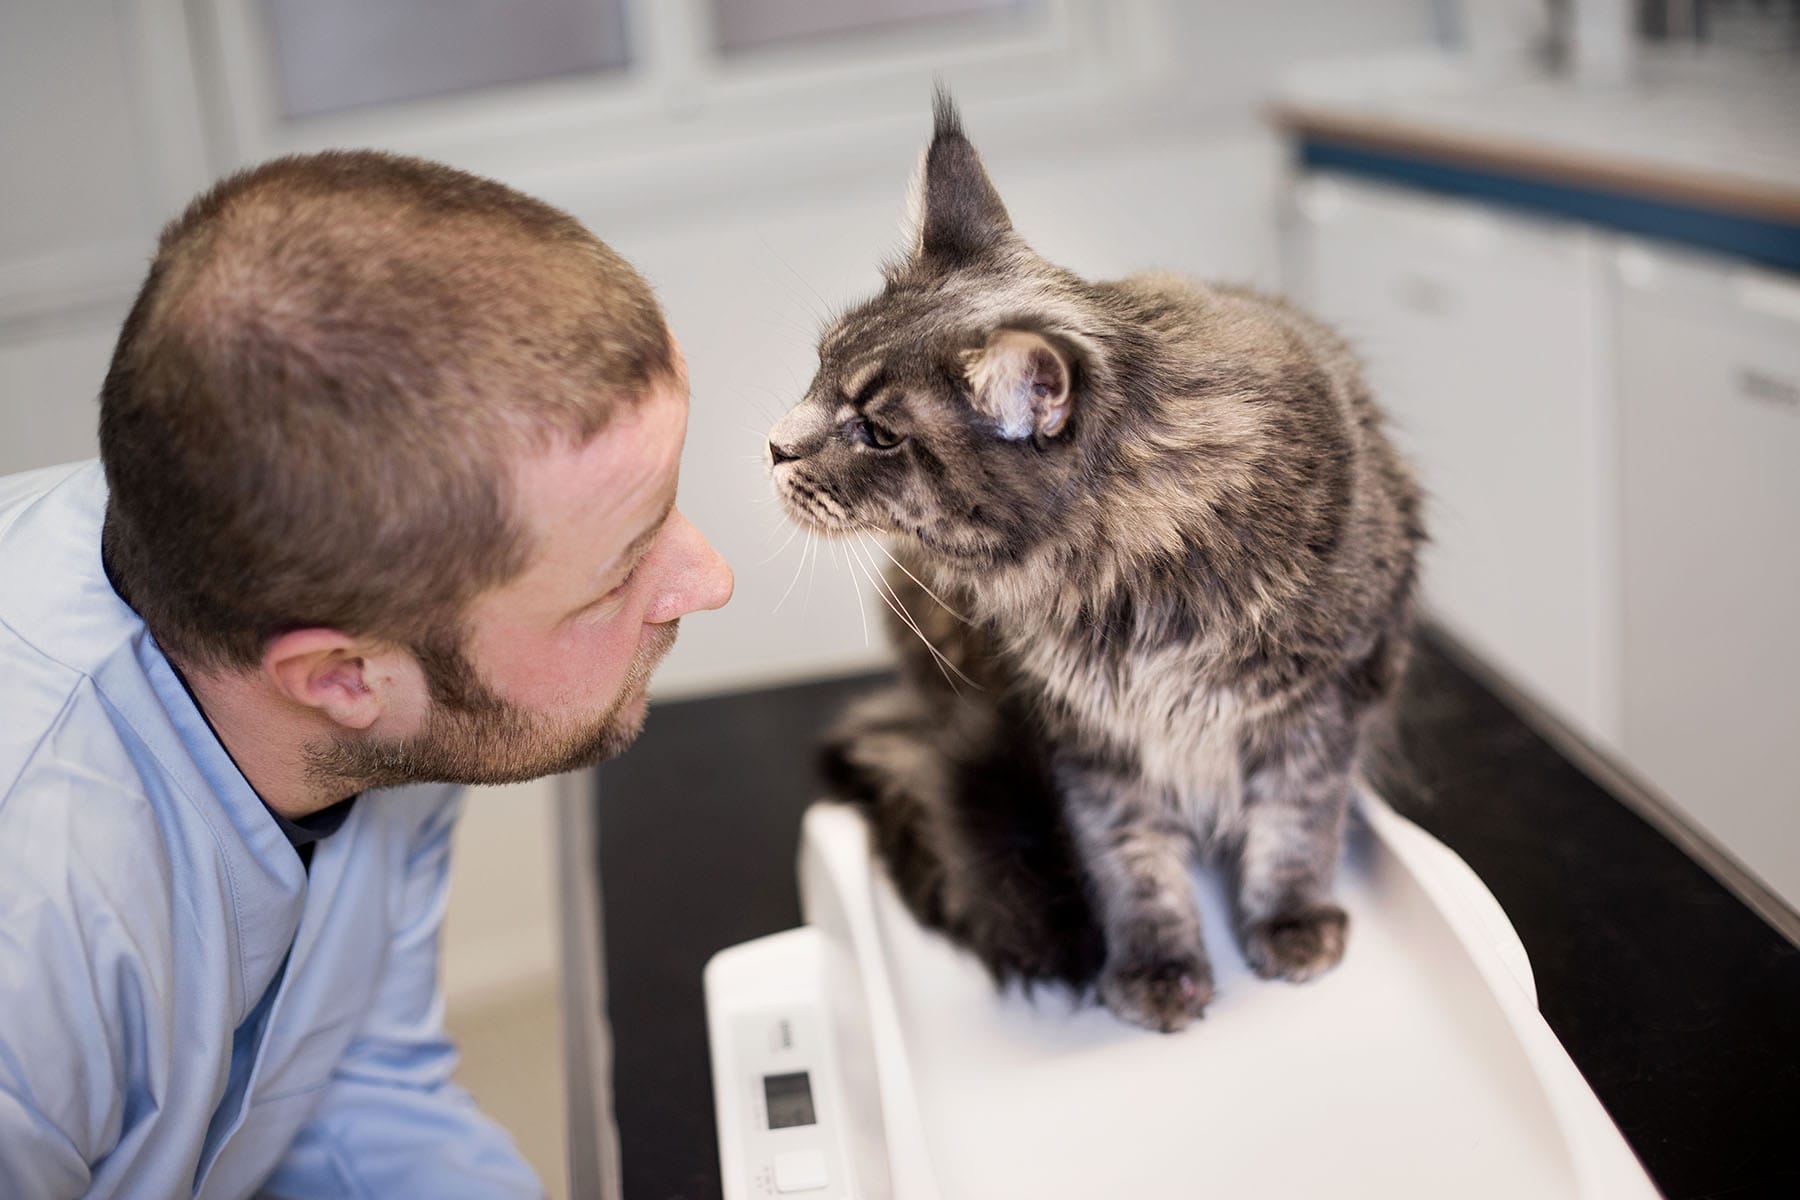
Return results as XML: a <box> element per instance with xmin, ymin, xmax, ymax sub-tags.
<box><xmin>1616</xmin><ymin>242</ymin><xmax>1800</xmax><ymax>911</ymax></box>
<box><xmin>1286</xmin><ymin>177</ymin><xmax>1616</xmax><ymax>742</ymax></box>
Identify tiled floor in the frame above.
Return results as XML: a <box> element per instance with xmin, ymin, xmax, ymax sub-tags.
<box><xmin>448</xmin><ymin>974</ymin><xmax>569</xmax><ymax>1200</ymax></box>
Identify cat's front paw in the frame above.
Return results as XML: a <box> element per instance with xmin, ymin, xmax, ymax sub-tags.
<box><xmin>1243</xmin><ymin>903</ymin><xmax>1348</xmax><ymax>983</ymax></box>
<box><xmin>1099</xmin><ymin>952</ymin><xmax>1215</xmax><ymax>1033</ymax></box>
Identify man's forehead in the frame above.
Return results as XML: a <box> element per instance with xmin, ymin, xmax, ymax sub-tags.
<box><xmin>512</xmin><ymin>385</ymin><xmax>685</xmax><ymax>568</ymax></box>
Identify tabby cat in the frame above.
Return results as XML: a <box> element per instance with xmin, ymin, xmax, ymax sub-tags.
<box><xmin>768</xmin><ymin>94</ymin><xmax>1423</xmax><ymax>1032</ymax></box>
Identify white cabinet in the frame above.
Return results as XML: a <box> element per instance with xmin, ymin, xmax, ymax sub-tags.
<box><xmin>1615</xmin><ymin>242</ymin><xmax>1800</xmax><ymax>911</ymax></box>
<box><xmin>1286</xmin><ymin>177</ymin><xmax>1618</xmax><ymax>745</ymax></box>
<box><xmin>1286</xmin><ymin>173</ymin><xmax>1800</xmax><ymax>914</ymax></box>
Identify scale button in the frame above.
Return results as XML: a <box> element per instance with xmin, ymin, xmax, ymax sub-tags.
<box><xmin>773</xmin><ymin>1149</ymin><xmax>829</xmax><ymax>1193</ymax></box>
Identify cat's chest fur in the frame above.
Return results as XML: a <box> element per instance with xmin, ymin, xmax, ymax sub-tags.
<box><xmin>1009</xmin><ymin>622</ymin><xmax>1253</xmax><ymax>830</ymax></box>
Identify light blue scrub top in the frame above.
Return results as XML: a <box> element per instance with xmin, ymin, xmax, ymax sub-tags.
<box><xmin>0</xmin><ymin>462</ymin><xmax>543</xmax><ymax>1199</ymax></box>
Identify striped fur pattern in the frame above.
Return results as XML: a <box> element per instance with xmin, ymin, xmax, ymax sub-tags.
<box><xmin>770</xmin><ymin>94</ymin><xmax>1424</xmax><ymax>1032</ymax></box>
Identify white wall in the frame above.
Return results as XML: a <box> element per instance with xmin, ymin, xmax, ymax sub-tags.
<box><xmin>0</xmin><ymin>319</ymin><xmax>117</xmax><ymax>473</ymax></box>
<box><xmin>442</xmin><ymin>776</ymin><xmax>564</xmax><ymax>1006</ymax></box>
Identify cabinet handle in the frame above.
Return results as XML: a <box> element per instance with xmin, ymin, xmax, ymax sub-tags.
<box><xmin>1738</xmin><ymin>368</ymin><xmax>1800</xmax><ymax>412</ymax></box>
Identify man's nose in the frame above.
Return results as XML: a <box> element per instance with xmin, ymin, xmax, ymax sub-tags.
<box><xmin>646</xmin><ymin>510</ymin><xmax>733</xmax><ymax>623</ymax></box>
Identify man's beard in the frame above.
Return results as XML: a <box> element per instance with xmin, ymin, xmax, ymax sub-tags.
<box><xmin>305</xmin><ymin>621</ymin><xmax>679</xmax><ymax>793</ymax></box>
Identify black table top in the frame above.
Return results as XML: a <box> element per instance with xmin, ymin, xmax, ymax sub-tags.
<box><xmin>593</xmin><ymin>628</ymin><xmax>1800</xmax><ymax>1200</ymax></box>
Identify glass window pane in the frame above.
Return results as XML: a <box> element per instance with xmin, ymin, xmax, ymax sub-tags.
<box><xmin>262</xmin><ymin>0</ymin><xmax>630</xmax><ymax>119</ymax></box>
<box><xmin>713</xmin><ymin>0</ymin><xmax>1028</xmax><ymax>53</ymax></box>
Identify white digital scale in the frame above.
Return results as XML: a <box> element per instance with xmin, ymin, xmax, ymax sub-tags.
<box><xmin>705</xmin><ymin>793</ymin><xmax>1661</xmax><ymax>1198</ymax></box>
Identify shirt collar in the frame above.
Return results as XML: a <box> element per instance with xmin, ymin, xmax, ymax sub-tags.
<box><xmin>266</xmin><ymin>794</ymin><xmax>357</xmax><ymax>850</ymax></box>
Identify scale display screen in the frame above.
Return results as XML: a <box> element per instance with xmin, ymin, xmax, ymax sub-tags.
<box><xmin>762</xmin><ymin>1071</ymin><xmax>817</xmax><ymax>1129</ymax></box>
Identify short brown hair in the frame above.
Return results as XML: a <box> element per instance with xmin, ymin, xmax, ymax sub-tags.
<box><xmin>99</xmin><ymin>150</ymin><xmax>672</xmax><ymax>675</ymax></box>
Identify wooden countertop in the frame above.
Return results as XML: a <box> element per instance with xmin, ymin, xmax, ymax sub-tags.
<box><xmin>1270</xmin><ymin>48</ymin><xmax>1800</xmax><ymax>226</ymax></box>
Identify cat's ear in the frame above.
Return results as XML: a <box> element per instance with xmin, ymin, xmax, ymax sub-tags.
<box><xmin>909</xmin><ymin>88</ymin><xmax>1012</xmax><ymax>260</ymax></box>
<box><xmin>960</xmin><ymin>330</ymin><xmax>1072</xmax><ymax>443</ymax></box>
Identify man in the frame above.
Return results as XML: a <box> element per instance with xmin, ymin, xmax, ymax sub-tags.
<box><xmin>0</xmin><ymin>152</ymin><xmax>733</xmax><ymax>1197</ymax></box>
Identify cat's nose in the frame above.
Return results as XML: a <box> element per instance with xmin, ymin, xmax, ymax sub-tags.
<box><xmin>769</xmin><ymin>440</ymin><xmax>800</xmax><ymax>466</ymax></box>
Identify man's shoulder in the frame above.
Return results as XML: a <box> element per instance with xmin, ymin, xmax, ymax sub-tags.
<box><xmin>0</xmin><ymin>460</ymin><xmax>173</xmax><ymax>818</ymax></box>
<box><xmin>0</xmin><ymin>460</ymin><xmax>132</xmax><ymax>710</ymax></box>
<box><xmin>0</xmin><ymin>644</ymin><xmax>178</xmax><ymax>1069</ymax></box>
<box><xmin>0</xmin><ymin>546</ymin><xmax>179</xmax><ymax>939</ymax></box>
<box><xmin>0</xmin><ymin>631</ymin><xmax>172</xmax><ymax>896</ymax></box>
<box><xmin>0</xmin><ymin>460</ymin><xmax>91</xmax><ymax>532</ymax></box>
<box><xmin>0</xmin><ymin>625</ymin><xmax>184</xmax><ymax>1180</ymax></box>
<box><xmin>0</xmin><ymin>460</ymin><xmax>99</xmax><ymax>591</ymax></box>
<box><xmin>0</xmin><ymin>621</ymin><xmax>135</xmax><ymax>796</ymax></box>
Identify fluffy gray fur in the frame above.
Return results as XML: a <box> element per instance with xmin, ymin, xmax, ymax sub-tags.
<box><xmin>769</xmin><ymin>93</ymin><xmax>1424</xmax><ymax>1032</ymax></box>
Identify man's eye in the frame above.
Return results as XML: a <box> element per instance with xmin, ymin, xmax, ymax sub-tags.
<box><xmin>848</xmin><ymin>416</ymin><xmax>905</xmax><ymax>450</ymax></box>
<box><xmin>601</xmin><ymin>562</ymin><xmax>641</xmax><ymax>603</ymax></box>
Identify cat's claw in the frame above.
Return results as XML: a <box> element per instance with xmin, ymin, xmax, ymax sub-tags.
<box><xmin>1243</xmin><ymin>904</ymin><xmax>1349</xmax><ymax>984</ymax></box>
<box><xmin>1099</xmin><ymin>955</ymin><xmax>1215</xmax><ymax>1033</ymax></box>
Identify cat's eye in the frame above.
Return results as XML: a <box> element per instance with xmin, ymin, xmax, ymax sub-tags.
<box><xmin>847</xmin><ymin>415</ymin><xmax>905</xmax><ymax>450</ymax></box>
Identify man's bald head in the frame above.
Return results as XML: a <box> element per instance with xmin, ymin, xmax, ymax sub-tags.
<box><xmin>99</xmin><ymin>150</ymin><xmax>673</xmax><ymax>684</ymax></box>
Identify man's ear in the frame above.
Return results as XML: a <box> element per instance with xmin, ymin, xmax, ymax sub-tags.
<box><xmin>960</xmin><ymin>329</ymin><xmax>1073</xmax><ymax>443</ymax></box>
<box><xmin>263</xmin><ymin>629</ymin><xmax>406</xmax><ymax>730</ymax></box>
<box><xmin>909</xmin><ymin>88</ymin><xmax>1013</xmax><ymax>261</ymax></box>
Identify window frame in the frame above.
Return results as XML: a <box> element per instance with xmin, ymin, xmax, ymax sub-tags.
<box><xmin>187</xmin><ymin>0</ymin><xmax>1173</xmax><ymax>189</ymax></box>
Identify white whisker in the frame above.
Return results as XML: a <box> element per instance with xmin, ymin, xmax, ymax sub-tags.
<box><xmin>757</xmin><ymin>233</ymin><xmax>834</xmax><ymax>322</ymax></box>
<box><xmin>857</xmin><ymin>547</ymin><xmax>957</xmax><ymax>694</ymax></box>
<box><xmin>851</xmin><ymin>539</ymin><xmax>980</xmax><ymax>693</ymax></box>
<box><xmin>803</xmin><ymin>531</ymin><xmax>821</xmax><ymax>615</ymax></box>
<box><xmin>861</xmin><ymin>534</ymin><xmax>971</xmax><ymax>624</ymax></box>
<box><xmin>761</xmin><ymin>522</ymin><xmax>802</xmax><ymax>562</ymax></box>
<box><xmin>844</xmin><ymin>544</ymin><xmax>871</xmax><ymax>647</ymax></box>
<box><xmin>775</xmin><ymin>532</ymin><xmax>813</xmax><ymax>613</ymax></box>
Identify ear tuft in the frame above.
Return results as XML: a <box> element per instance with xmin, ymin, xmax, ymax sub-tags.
<box><xmin>961</xmin><ymin>330</ymin><xmax>1072</xmax><ymax>442</ymax></box>
<box><xmin>916</xmin><ymin>89</ymin><xmax>1011</xmax><ymax>260</ymax></box>
<box><xmin>932</xmin><ymin>83</ymin><xmax>964</xmax><ymax>141</ymax></box>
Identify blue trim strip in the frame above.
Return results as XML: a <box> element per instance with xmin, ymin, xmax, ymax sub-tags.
<box><xmin>1300</xmin><ymin>139</ymin><xmax>1800</xmax><ymax>275</ymax></box>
